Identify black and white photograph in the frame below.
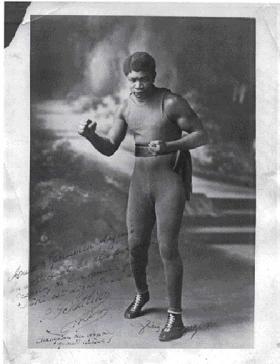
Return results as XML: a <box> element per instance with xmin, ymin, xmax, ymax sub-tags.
<box><xmin>3</xmin><ymin>1</ymin><xmax>279</xmax><ymax>363</ymax></box>
<box><xmin>28</xmin><ymin>13</ymin><xmax>256</xmax><ymax>348</ymax></box>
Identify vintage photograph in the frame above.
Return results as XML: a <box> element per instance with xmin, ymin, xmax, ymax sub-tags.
<box><xmin>27</xmin><ymin>14</ymin><xmax>256</xmax><ymax>348</ymax></box>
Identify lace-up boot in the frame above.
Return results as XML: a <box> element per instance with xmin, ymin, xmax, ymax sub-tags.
<box><xmin>124</xmin><ymin>291</ymin><xmax>150</xmax><ymax>319</ymax></box>
<box><xmin>159</xmin><ymin>312</ymin><xmax>185</xmax><ymax>341</ymax></box>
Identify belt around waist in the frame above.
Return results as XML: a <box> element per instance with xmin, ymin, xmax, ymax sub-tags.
<box><xmin>135</xmin><ymin>144</ymin><xmax>172</xmax><ymax>157</ymax></box>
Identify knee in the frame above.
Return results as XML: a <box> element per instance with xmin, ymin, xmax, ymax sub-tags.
<box><xmin>129</xmin><ymin>243</ymin><xmax>142</xmax><ymax>258</ymax></box>
<box><xmin>128</xmin><ymin>235</ymin><xmax>145</xmax><ymax>257</ymax></box>
<box><xmin>159</xmin><ymin>244</ymin><xmax>180</xmax><ymax>262</ymax></box>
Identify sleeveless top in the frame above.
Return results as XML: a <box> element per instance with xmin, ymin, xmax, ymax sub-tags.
<box><xmin>123</xmin><ymin>87</ymin><xmax>192</xmax><ymax>200</ymax></box>
<box><xmin>123</xmin><ymin>87</ymin><xmax>182</xmax><ymax>143</ymax></box>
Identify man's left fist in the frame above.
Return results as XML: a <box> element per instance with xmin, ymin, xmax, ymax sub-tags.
<box><xmin>148</xmin><ymin>140</ymin><xmax>167</xmax><ymax>155</ymax></box>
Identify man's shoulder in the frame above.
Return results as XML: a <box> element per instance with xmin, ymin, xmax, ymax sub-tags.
<box><xmin>163</xmin><ymin>90</ymin><xmax>186</xmax><ymax>111</ymax></box>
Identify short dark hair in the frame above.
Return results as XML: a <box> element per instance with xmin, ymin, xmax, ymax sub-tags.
<box><xmin>123</xmin><ymin>52</ymin><xmax>156</xmax><ymax>77</ymax></box>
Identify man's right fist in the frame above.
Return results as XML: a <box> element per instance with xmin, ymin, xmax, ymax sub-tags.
<box><xmin>78</xmin><ymin>119</ymin><xmax>97</xmax><ymax>139</ymax></box>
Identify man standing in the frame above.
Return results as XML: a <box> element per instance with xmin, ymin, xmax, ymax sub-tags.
<box><xmin>78</xmin><ymin>52</ymin><xmax>207</xmax><ymax>342</ymax></box>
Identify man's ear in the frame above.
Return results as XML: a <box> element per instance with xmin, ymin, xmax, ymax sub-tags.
<box><xmin>153</xmin><ymin>72</ymin><xmax>156</xmax><ymax>82</ymax></box>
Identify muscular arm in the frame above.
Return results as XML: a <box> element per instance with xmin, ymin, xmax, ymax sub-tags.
<box><xmin>164</xmin><ymin>94</ymin><xmax>207</xmax><ymax>152</ymax></box>
<box><xmin>81</xmin><ymin>103</ymin><xmax>128</xmax><ymax>156</ymax></box>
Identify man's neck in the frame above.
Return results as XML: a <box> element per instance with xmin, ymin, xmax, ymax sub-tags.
<box><xmin>133</xmin><ymin>85</ymin><xmax>157</xmax><ymax>102</ymax></box>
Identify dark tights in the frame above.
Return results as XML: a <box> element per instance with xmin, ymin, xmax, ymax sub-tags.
<box><xmin>127</xmin><ymin>153</ymin><xmax>186</xmax><ymax>312</ymax></box>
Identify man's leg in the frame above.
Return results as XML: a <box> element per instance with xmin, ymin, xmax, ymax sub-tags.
<box><xmin>125</xmin><ymin>180</ymin><xmax>155</xmax><ymax>318</ymax></box>
<box><xmin>155</xmin><ymin>189</ymin><xmax>185</xmax><ymax>312</ymax></box>
<box><xmin>155</xmin><ymin>177</ymin><xmax>186</xmax><ymax>340</ymax></box>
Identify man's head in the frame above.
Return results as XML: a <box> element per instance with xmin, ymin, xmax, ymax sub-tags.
<box><xmin>123</xmin><ymin>52</ymin><xmax>156</xmax><ymax>99</ymax></box>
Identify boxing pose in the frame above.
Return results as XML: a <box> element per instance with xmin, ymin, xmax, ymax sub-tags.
<box><xmin>78</xmin><ymin>52</ymin><xmax>207</xmax><ymax>341</ymax></box>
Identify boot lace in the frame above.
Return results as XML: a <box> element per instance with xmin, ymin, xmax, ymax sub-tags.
<box><xmin>131</xmin><ymin>294</ymin><xmax>143</xmax><ymax>311</ymax></box>
<box><xmin>164</xmin><ymin>314</ymin><xmax>176</xmax><ymax>332</ymax></box>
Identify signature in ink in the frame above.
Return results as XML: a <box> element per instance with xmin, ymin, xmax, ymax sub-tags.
<box><xmin>60</xmin><ymin>307</ymin><xmax>108</xmax><ymax>334</ymax></box>
<box><xmin>36</xmin><ymin>329</ymin><xmax>114</xmax><ymax>347</ymax></box>
<box><xmin>185</xmin><ymin>322</ymin><xmax>217</xmax><ymax>339</ymax></box>
<box><xmin>43</xmin><ymin>288</ymin><xmax>109</xmax><ymax>320</ymax></box>
<box><xmin>134</xmin><ymin>319</ymin><xmax>161</xmax><ymax>335</ymax></box>
<box><xmin>9</xmin><ymin>266</ymin><xmax>28</xmax><ymax>281</ymax></box>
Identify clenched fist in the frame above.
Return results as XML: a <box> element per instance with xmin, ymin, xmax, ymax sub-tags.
<box><xmin>78</xmin><ymin>119</ymin><xmax>97</xmax><ymax>139</ymax></box>
<box><xmin>148</xmin><ymin>140</ymin><xmax>168</xmax><ymax>155</ymax></box>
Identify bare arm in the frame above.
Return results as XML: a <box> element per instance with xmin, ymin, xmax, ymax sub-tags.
<box><xmin>78</xmin><ymin>104</ymin><xmax>128</xmax><ymax>156</ymax></box>
<box><xmin>148</xmin><ymin>94</ymin><xmax>208</xmax><ymax>154</ymax></box>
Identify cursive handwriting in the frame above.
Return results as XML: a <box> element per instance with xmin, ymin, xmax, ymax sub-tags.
<box><xmin>44</xmin><ymin>288</ymin><xmax>109</xmax><ymax>320</ymax></box>
<box><xmin>36</xmin><ymin>329</ymin><xmax>113</xmax><ymax>348</ymax></box>
<box><xmin>186</xmin><ymin>322</ymin><xmax>217</xmax><ymax>339</ymax></box>
<box><xmin>9</xmin><ymin>266</ymin><xmax>28</xmax><ymax>281</ymax></box>
<box><xmin>8</xmin><ymin>231</ymin><xmax>128</xmax><ymax>285</ymax></box>
<box><xmin>60</xmin><ymin>308</ymin><xmax>108</xmax><ymax>334</ymax></box>
<box><xmin>47</xmin><ymin>232</ymin><xmax>127</xmax><ymax>268</ymax></box>
<box><xmin>132</xmin><ymin>320</ymin><xmax>161</xmax><ymax>335</ymax></box>
<box><xmin>7</xmin><ymin>234</ymin><xmax>132</xmax><ymax>348</ymax></box>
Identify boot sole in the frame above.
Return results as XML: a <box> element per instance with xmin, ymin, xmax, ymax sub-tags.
<box><xmin>124</xmin><ymin>298</ymin><xmax>149</xmax><ymax>319</ymax></box>
<box><xmin>158</xmin><ymin>328</ymin><xmax>186</xmax><ymax>342</ymax></box>
<box><xmin>124</xmin><ymin>311</ymin><xmax>145</xmax><ymax>319</ymax></box>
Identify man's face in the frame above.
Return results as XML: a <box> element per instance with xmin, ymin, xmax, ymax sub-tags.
<box><xmin>127</xmin><ymin>70</ymin><xmax>155</xmax><ymax>99</ymax></box>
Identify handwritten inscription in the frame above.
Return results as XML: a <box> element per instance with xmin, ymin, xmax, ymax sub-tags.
<box><xmin>60</xmin><ymin>308</ymin><xmax>108</xmax><ymax>334</ymax></box>
<box><xmin>132</xmin><ymin>320</ymin><xmax>216</xmax><ymax>339</ymax></box>
<box><xmin>133</xmin><ymin>320</ymin><xmax>161</xmax><ymax>335</ymax></box>
<box><xmin>9</xmin><ymin>232</ymin><xmax>130</xmax><ymax>308</ymax></box>
<box><xmin>9</xmin><ymin>266</ymin><xmax>29</xmax><ymax>281</ymax></box>
<box><xmin>36</xmin><ymin>329</ymin><xmax>113</xmax><ymax>348</ymax></box>
<box><xmin>7</xmin><ymin>233</ymin><xmax>131</xmax><ymax>346</ymax></box>
<box><xmin>47</xmin><ymin>232</ymin><xmax>127</xmax><ymax>269</ymax></box>
<box><xmin>185</xmin><ymin>322</ymin><xmax>217</xmax><ymax>339</ymax></box>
